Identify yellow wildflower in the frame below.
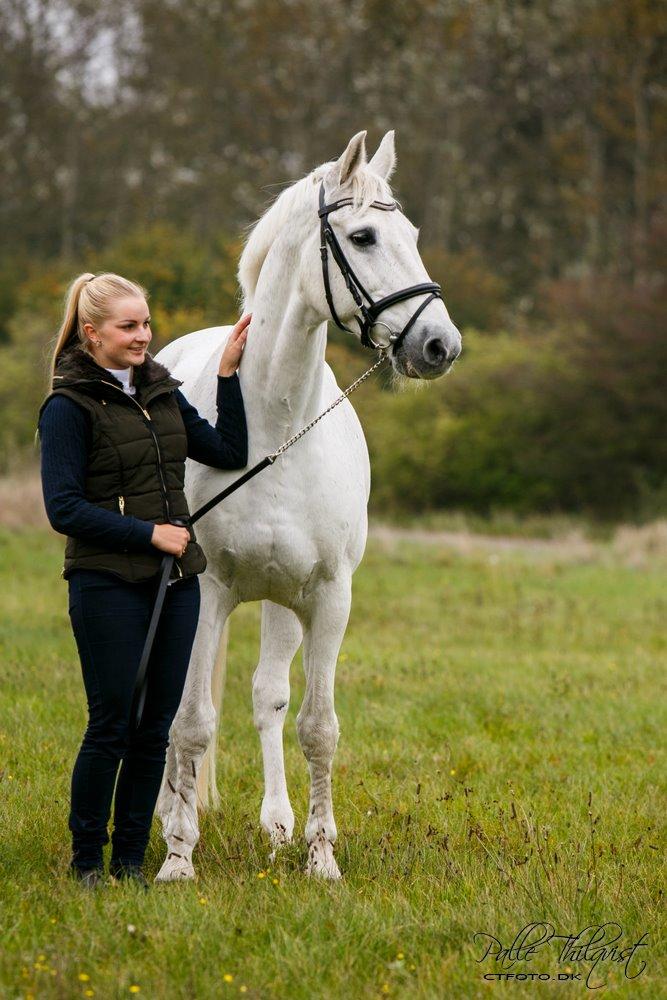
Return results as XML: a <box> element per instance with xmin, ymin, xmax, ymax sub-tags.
<box><xmin>223</xmin><ymin>973</ymin><xmax>233</xmax><ymax>982</ymax></box>
<box><xmin>78</xmin><ymin>973</ymin><xmax>90</xmax><ymax>982</ymax></box>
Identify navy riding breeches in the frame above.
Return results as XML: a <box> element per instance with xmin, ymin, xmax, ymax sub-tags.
<box><xmin>66</xmin><ymin>568</ymin><xmax>201</xmax><ymax>872</ymax></box>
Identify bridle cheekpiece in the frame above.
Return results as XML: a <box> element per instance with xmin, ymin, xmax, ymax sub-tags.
<box><xmin>318</xmin><ymin>180</ymin><xmax>442</xmax><ymax>353</ymax></box>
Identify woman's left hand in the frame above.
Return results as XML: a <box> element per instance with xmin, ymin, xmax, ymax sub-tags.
<box><xmin>219</xmin><ymin>313</ymin><xmax>251</xmax><ymax>376</ymax></box>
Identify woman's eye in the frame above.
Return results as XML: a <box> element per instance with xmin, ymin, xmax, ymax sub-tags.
<box><xmin>350</xmin><ymin>230</ymin><xmax>375</xmax><ymax>247</ymax></box>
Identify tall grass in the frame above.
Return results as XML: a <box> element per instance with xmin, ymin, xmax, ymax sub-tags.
<box><xmin>0</xmin><ymin>526</ymin><xmax>664</xmax><ymax>998</ymax></box>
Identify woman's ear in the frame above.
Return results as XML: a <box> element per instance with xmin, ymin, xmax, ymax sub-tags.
<box><xmin>82</xmin><ymin>322</ymin><xmax>100</xmax><ymax>350</ymax></box>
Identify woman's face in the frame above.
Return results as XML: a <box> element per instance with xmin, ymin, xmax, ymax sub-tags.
<box><xmin>84</xmin><ymin>295</ymin><xmax>152</xmax><ymax>370</ymax></box>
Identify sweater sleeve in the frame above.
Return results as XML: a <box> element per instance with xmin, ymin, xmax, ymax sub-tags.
<box><xmin>176</xmin><ymin>372</ymin><xmax>248</xmax><ymax>469</ymax></box>
<box><xmin>38</xmin><ymin>395</ymin><xmax>156</xmax><ymax>552</ymax></box>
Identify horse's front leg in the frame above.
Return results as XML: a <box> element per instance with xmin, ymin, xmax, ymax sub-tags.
<box><xmin>253</xmin><ymin>601</ymin><xmax>302</xmax><ymax>856</ymax></box>
<box><xmin>155</xmin><ymin>572</ymin><xmax>235</xmax><ymax>882</ymax></box>
<box><xmin>296</xmin><ymin>575</ymin><xmax>352</xmax><ymax>880</ymax></box>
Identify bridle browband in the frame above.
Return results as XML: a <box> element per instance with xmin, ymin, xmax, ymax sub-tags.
<box><xmin>318</xmin><ymin>180</ymin><xmax>442</xmax><ymax>352</ymax></box>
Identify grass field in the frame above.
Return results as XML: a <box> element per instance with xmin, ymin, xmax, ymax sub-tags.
<box><xmin>1</xmin><ymin>524</ymin><xmax>665</xmax><ymax>999</ymax></box>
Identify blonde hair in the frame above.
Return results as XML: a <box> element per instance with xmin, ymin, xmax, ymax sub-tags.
<box><xmin>48</xmin><ymin>271</ymin><xmax>149</xmax><ymax>385</ymax></box>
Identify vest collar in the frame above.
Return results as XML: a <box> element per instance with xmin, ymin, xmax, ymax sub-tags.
<box><xmin>52</xmin><ymin>341</ymin><xmax>182</xmax><ymax>404</ymax></box>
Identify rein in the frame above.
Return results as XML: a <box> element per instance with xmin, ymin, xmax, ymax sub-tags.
<box><xmin>189</xmin><ymin>349</ymin><xmax>387</xmax><ymax>524</ymax></box>
<box><xmin>132</xmin><ymin>181</ymin><xmax>431</xmax><ymax>728</ymax></box>
<box><xmin>191</xmin><ymin>179</ymin><xmax>441</xmax><ymax>522</ymax></box>
<box><xmin>190</xmin><ymin>181</ymin><xmax>442</xmax><ymax>524</ymax></box>
<box><xmin>132</xmin><ymin>350</ymin><xmax>388</xmax><ymax>729</ymax></box>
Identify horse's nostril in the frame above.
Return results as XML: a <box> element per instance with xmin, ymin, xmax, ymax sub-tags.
<box><xmin>423</xmin><ymin>336</ymin><xmax>446</xmax><ymax>365</ymax></box>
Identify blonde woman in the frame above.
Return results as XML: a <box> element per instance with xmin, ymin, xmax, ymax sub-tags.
<box><xmin>37</xmin><ymin>272</ymin><xmax>250</xmax><ymax>890</ymax></box>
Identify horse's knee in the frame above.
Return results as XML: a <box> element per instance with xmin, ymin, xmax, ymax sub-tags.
<box><xmin>252</xmin><ymin>667</ymin><xmax>289</xmax><ymax>732</ymax></box>
<box><xmin>296</xmin><ymin>708</ymin><xmax>339</xmax><ymax>761</ymax></box>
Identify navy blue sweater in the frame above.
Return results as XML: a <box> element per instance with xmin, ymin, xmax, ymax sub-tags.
<box><xmin>38</xmin><ymin>373</ymin><xmax>247</xmax><ymax>553</ymax></box>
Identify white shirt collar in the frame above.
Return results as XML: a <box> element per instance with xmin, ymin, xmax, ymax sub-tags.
<box><xmin>104</xmin><ymin>366</ymin><xmax>136</xmax><ymax>395</ymax></box>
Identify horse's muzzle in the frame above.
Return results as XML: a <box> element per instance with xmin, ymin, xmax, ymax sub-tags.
<box><xmin>393</xmin><ymin>324</ymin><xmax>461</xmax><ymax>379</ymax></box>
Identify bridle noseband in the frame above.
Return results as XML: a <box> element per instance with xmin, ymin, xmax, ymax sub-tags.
<box><xmin>318</xmin><ymin>180</ymin><xmax>442</xmax><ymax>352</ymax></box>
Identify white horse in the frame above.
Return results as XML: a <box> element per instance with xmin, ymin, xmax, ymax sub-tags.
<box><xmin>153</xmin><ymin>130</ymin><xmax>461</xmax><ymax>882</ymax></box>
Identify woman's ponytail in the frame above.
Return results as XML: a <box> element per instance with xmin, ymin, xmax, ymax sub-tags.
<box><xmin>48</xmin><ymin>273</ymin><xmax>95</xmax><ymax>385</ymax></box>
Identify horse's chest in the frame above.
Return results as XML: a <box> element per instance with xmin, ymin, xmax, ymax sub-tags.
<box><xmin>210</xmin><ymin>517</ymin><xmax>347</xmax><ymax>605</ymax></box>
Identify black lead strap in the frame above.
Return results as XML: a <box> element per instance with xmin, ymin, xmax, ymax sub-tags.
<box><xmin>132</xmin><ymin>180</ymin><xmax>439</xmax><ymax>730</ymax></box>
<box><xmin>130</xmin><ymin>357</ymin><xmax>387</xmax><ymax>731</ymax></box>
<box><xmin>130</xmin><ymin>458</ymin><xmax>276</xmax><ymax>730</ymax></box>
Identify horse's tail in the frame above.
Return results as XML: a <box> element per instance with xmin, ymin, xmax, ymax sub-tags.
<box><xmin>196</xmin><ymin>618</ymin><xmax>229</xmax><ymax>811</ymax></box>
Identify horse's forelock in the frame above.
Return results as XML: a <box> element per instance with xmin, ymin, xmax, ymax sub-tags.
<box><xmin>238</xmin><ymin>163</ymin><xmax>394</xmax><ymax>308</ymax></box>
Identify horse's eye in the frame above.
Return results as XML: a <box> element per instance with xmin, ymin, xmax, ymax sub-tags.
<box><xmin>349</xmin><ymin>230</ymin><xmax>375</xmax><ymax>247</ymax></box>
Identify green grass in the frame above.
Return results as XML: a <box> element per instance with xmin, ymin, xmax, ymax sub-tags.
<box><xmin>1</xmin><ymin>526</ymin><xmax>665</xmax><ymax>999</ymax></box>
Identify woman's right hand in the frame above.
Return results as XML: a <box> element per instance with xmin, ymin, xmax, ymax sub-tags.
<box><xmin>151</xmin><ymin>523</ymin><xmax>191</xmax><ymax>556</ymax></box>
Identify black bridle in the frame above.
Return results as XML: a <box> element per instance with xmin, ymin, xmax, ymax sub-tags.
<box><xmin>318</xmin><ymin>180</ymin><xmax>442</xmax><ymax>352</ymax></box>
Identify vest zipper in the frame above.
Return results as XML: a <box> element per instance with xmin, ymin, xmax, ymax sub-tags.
<box><xmin>98</xmin><ymin>380</ymin><xmax>172</xmax><ymax>522</ymax></box>
<box><xmin>100</xmin><ymin>381</ymin><xmax>184</xmax><ymax>579</ymax></box>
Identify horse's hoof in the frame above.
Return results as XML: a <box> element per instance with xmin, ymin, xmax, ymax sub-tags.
<box><xmin>265</xmin><ymin>819</ymin><xmax>293</xmax><ymax>863</ymax></box>
<box><xmin>154</xmin><ymin>856</ymin><xmax>196</xmax><ymax>883</ymax></box>
<box><xmin>304</xmin><ymin>835</ymin><xmax>342</xmax><ymax>880</ymax></box>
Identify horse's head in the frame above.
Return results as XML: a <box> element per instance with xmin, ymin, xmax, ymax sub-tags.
<box><xmin>309</xmin><ymin>130</ymin><xmax>461</xmax><ymax>380</ymax></box>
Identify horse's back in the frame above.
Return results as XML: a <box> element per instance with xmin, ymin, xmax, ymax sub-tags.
<box><xmin>156</xmin><ymin>326</ymin><xmax>231</xmax><ymax>386</ymax></box>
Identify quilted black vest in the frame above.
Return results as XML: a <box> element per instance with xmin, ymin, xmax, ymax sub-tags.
<box><xmin>38</xmin><ymin>342</ymin><xmax>207</xmax><ymax>583</ymax></box>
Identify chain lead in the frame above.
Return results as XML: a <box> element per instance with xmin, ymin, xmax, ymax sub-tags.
<box><xmin>269</xmin><ymin>348</ymin><xmax>390</xmax><ymax>461</ymax></box>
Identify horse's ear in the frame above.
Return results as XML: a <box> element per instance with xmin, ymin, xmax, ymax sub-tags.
<box><xmin>368</xmin><ymin>130</ymin><xmax>396</xmax><ymax>181</ymax></box>
<box><xmin>325</xmin><ymin>130</ymin><xmax>367</xmax><ymax>191</ymax></box>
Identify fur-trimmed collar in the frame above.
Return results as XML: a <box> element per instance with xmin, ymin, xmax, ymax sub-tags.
<box><xmin>53</xmin><ymin>340</ymin><xmax>177</xmax><ymax>392</ymax></box>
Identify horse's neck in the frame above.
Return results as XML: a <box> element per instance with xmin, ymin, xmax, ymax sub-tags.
<box><xmin>241</xmin><ymin>245</ymin><xmax>328</xmax><ymax>447</ymax></box>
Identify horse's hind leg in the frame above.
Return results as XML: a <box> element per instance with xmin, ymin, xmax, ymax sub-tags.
<box><xmin>253</xmin><ymin>600</ymin><xmax>302</xmax><ymax>854</ymax></box>
<box><xmin>155</xmin><ymin>573</ymin><xmax>235</xmax><ymax>882</ymax></box>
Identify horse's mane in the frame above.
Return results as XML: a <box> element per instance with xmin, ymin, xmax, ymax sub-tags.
<box><xmin>238</xmin><ymin>161</ymin><xmax>394</xmax><ymax>310</ymax></box>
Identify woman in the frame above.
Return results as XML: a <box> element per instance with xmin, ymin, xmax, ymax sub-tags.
<box><xmin>37</xmin><ymin>272</ymin><xmax>250</xmax><ymax>890</ymax></box>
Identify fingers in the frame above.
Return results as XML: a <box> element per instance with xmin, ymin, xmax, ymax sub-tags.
<box><xmin>231</xmin><ymin>313</ymin><xmax>252</xmax><ymax>340</ymax></box>
<box><xmin>151</xmin><ymin>523</ymin><xmax>190</xmax><ymax>555</ymax></box>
